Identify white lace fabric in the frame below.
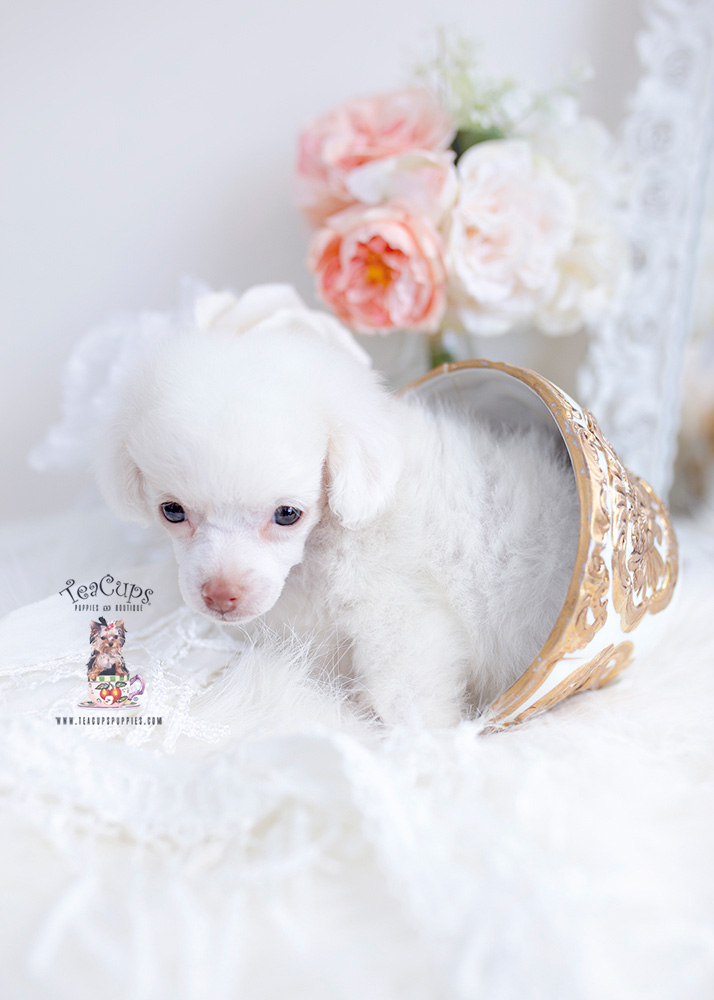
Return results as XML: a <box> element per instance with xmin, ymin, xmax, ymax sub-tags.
<box><xmin>0</xmin><ymin>507</ymin><xmax>713</xmax><ymax>999</ymax></box>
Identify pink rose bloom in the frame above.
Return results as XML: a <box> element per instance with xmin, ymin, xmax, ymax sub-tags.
<box><xmin>309</xmin><ymin>205</ymin><xmax>447</xmax><ymax>334</ymax></box>
<box><xmin>296</xmin><ymin>89</ymin><xmax>455</xmax><ymax>225</ymax></box>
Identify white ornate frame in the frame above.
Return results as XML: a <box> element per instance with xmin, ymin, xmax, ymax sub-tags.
<box><xmin>578</xmin><ymin>0</ymin><xmax>714</xmax><ymax>498</ymax></box>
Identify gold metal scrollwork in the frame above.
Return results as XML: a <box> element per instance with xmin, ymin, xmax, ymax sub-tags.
<box><xmin>582</xmin><ymin>410</ymin><xmax>679</xmax><ymax>633</ymax></box>
<box><xmin>565</xmin><ymin>420</ymin><xmax>612</xmax><ymax>652</ymax></box>
<box><xmin>496</xmin><ymin>641</ymin><xmax>636</xmax><ymax>727</ymax></box>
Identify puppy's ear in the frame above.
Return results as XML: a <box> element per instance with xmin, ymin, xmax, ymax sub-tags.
<box><xmin>94</xmin><ymin>428</ymin><xmax>151</xmax><ymax>527</ymax></box>
<box><xmin>89</xmin><ymin>621</ymin><xmax>102</xmax><ymax>641</ymax></box>
<box><xmin>326</xmin><ymin>386</ymin><xmax>403</xmax><ymax>530</ymax></box>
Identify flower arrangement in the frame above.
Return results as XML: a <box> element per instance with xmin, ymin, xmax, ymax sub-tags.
<box><xmin>295</xmin><ymin>39</ymin><xmax>628</xmax><ymax>364</ymax></box>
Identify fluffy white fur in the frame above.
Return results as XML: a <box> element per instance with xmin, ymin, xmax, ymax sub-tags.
<box><xmin>96</xmin><ymin>305</ymin><xmax>579</xmax><ymax>725</ymax></box>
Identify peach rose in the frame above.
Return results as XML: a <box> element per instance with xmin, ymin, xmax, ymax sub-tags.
<box><xmin>309</xmin><ymin>205</ymin><xmax>447</xmax><ymax>334</ymax></box>
<box><xmin>296</xmin><ymin>89</ymin><xmax>455</xmax><ymax>225</ymax></box>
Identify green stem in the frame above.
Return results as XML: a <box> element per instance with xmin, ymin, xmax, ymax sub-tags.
<box><xmin>428</xmin><ymin>332</ymin><xmax>457</xmax><ymax>369</ymax></box>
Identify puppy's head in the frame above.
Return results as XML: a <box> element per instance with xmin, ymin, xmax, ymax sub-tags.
<box><xmin>89</xmin><ymin>618</ymin><xmax>126</xmax><ymax>651</ymax></box>
<box><xmin>96</xmin><ymin>316</ymin><xmax>402</xmax><ymax>624</ymax></box>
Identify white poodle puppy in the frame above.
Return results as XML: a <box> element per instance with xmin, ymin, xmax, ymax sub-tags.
<box><xmin>97</xmin><ymin>285</ymin><xmax>580</xmax><ymax>726</ymax></box>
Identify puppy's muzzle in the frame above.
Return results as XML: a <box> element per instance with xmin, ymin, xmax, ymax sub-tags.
<box><xmin>201</xmin><ymin>578</ymin><xmax>245</xmax><ymax>615</ymax></box>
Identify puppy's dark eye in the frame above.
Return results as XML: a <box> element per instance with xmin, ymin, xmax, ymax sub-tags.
<box><xmin>161</xmin><ymin>501</ymin><xmax>186</xmax><ymax>523</ymax></box>
<box><xmin>273</xmin><ymin>506</ymin><xmax>302</xmax><ymax>526</ymax></box>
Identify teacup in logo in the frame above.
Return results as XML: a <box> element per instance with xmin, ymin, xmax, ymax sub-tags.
<box><xmin>79</xmin><ymin>617</ymin><xmax>145</xmax><ymax>709</ymax></box>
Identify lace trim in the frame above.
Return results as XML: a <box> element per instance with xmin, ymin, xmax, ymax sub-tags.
<box><xmin>579</xmin><ymin>0</ymin><xmax>714</xmax><ymax>496</ymax></box>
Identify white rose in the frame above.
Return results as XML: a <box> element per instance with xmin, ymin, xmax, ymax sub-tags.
<box><xmin>446</xmin><ymin>140</ymin><xmax>577</xmax><ymax>335</ymax></box>
<box><xmin>533</xmin><ymin>220</ymin><xmax>629</xmax><ymax>335</ymax></box>
<box><xmin>527</xmin><ymin>112</ymin><xmax>630</xmax><ymax>334</ymax></box>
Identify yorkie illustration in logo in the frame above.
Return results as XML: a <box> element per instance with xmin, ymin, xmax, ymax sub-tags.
<box><xmin>79</xmin><ymin>617</ymin><xmax>146</xmax><ymax>708</ymax></box>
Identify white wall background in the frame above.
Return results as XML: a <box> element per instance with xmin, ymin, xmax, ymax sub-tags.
<box><xmin>0</xmin><ymin>0</ymin><xmax>643</xmax><ymax>521</ymax></box>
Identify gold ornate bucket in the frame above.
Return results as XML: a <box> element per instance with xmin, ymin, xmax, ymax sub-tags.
<box><xmin>403</xmin><ymin>359</ymin><xmax>679</xmax><ymax>729</ymax></box>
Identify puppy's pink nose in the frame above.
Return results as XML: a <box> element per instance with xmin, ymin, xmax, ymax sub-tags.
<box><xmin>201</xmin><ymin>579</ymin><xmax>244</xmax><ymax>614</ymax></box>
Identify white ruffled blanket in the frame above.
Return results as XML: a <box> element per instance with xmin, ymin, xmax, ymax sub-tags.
<box><xmin>0</xmin><ymin>504</ymin><xmax>712</xmax><ymax>1000</ymax></box>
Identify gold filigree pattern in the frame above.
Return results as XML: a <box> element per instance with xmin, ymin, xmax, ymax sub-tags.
<box><xmin>562</xmin><ymin>421</ymin><xmax>611</xmax><ymax>653</ymax></box>
<box><xmin>404</xmin><ymin>359</ymin><xmax>679</xmax><ymax>730</ymax></box>
<box><xmin>488</xmin><ymin>641</ymin><xmax>635</xmax><ymax>728</ymax></box>
<box><xmin>582</xmin><ymin>410</ymin><xmax>679</xmax><ymax>633</ymax></box>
